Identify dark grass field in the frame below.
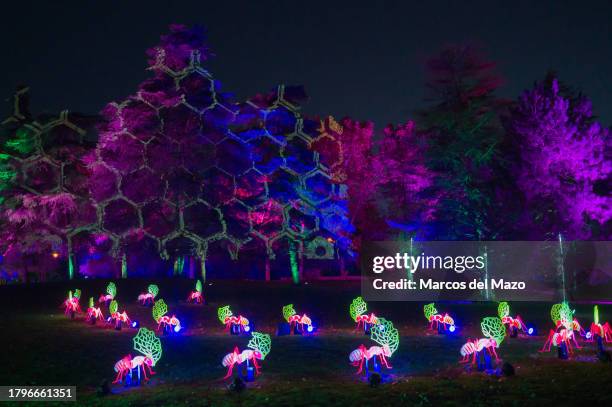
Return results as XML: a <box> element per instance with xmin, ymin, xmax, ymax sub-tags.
<box><xmin>0</xmin><ymin>279</ymin><xmax>611</xmax><ymax>406</ymax></box>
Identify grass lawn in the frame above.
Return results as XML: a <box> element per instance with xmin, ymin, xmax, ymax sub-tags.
<box><xmin>0</xmin><ymin>279</ymin><xmax>610</xmax><ymax>406</ymax></box>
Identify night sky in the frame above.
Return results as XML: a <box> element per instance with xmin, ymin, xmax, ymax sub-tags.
<box><xmin>2</xmin><ymin>1</ymin><xmax>611</xmax><ymax>127</ymax></box>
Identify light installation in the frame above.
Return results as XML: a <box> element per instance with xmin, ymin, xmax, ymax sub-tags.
<box><xmin>588</xmin><ymin>305</ymin><xmax>611</xmax><ymax>345</ymax></box>
<box><xmin>62</xmin><ymin>289</ymin><xmax>81</xmax><ymax>318</ymax></box>
<box><xmin>218</xmin><ymin>305</ymin><xmax>250</xmax><ymax>334</ymax></box>
<box><xmin>350</xmin><ymin>296</ymin><xmax>378</xmax><ymax>332</ymax></box>
<box><xmin>108</xmin><ymin>299</ymin><xmax>131</xmax><ymax>330</ymax></box>
<box><xmin>152</xmin><ymin>299</ymin><xmax>181</xmax><ymax>333</ymax></box>
<box><xmin>221</xmin><ymin>331</ymin><xmax>271</xmax><ymax>380</ymax></box>
<box><xmin>460</xmin><ymin>317</ymin><xmax>505</xmax><ymax>366</ymax></box>
<box><xmin>99</xmin><ymin>282</ymin><xmax>116</xmax><ymax>305</ymax></box>
<box><xmin>113</xmin><ymin>328</ymin><xmax>162</xmax><ymax>385</ymax></box>
<box><xmin>541</xmin><ymin>302</ymin><xmax>579</xmax><ymax>357</ymax></box>
<box><xmin>497</xmin><ymin>301</ymin><xmax>526</xmax><ymax>336</ymax></box>
<box><xmin>349</xmin><ymin>317</ymin><xmax>399</xmax><ymax>375</ymax></box>
<box><xmin>0</xmin><ymin>25</ymin><xmax>354</xmax><ymax>283</ymax></box>
<box><xmin>187</xmin><ymin>279</ymin><xmax>204</xmax><ymax>304</ymax></box>
<box><xmin>138</xmin><ymin>284</ymin><xmax>158</xmax><ymax>305</ymax></box>
<box><xmin>282</xmin><ymin>304</ymin><xmax>314</xmax><ymax>334</ymax></box>
<box><xmin>86</xmin><ymin>296</ymin><xmax>104</xmax><ymax>324</ymax></box>
<box><xmin>424</xmin><ymin>303</ymin><xmax>455</xmax><ymax>332</ymax></box>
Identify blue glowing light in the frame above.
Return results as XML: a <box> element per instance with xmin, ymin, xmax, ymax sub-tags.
<box><xmin>174</xmin><ymin>325</ymin><xmax>181</xmax><ymax>333</ymax></box>
<box><xmin>307</xmin><ymin>325</ymin><xmax>314</xmax><ymax>333</ymax></box>
<box><xmin>244</xmin><ymin>325</ymin><xmax>251</xmax><ymax>332</ymax></box>
<box><xmin>106</xmin><ymin>316</ymin><xmax>112</xmax><ymax>323</ymax></box>
<box><xmin>449</xmin><ymin>325</ymin><xmax>456</xmax><ymax>333</ymax></box>
<box><xmin>528</xmin><ymin>327</ymin><xmax>534</xmax><ymax>335</ymax></box>
<box><xmin>131</xmin><ymin>320</ymin><xmax>139</xmax><ymax>328</ymax></box>
<box><xmin>586</xmin><ymin>331</ymin><xmax>592</xmax><ymax>339</ymax></box>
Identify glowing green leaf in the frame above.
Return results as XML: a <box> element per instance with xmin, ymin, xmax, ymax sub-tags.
<box><xmin>195</xmin><ymin>279</ymin><xmax>202</xmax><ymax>293</ymax></box>
<box><xmin>498</xmin><ymin>302</ymin><xmax>509</xmax><ymax>318</ymax></box>
<box><xmin>248</xmin><ymin>332</ymin><xmax>271</xmax><ymax>359</ymax></box>
<box><xmin>73</xmin><ymin>289</ymin><xmax>81</xmax><ymax>299</ymax></box>
<box><xmin>424</xmin><ymin>303</ymin><xmax>437</xmax><ymax>320</ymax></box>
<box><xmin>217</xmin><ymin>305</ymin><xmax>232</xmax><ymax>324</ymax></box>
<box><xmin>283</xmin><ymin>304</ymin><xmax>296</xmax><ymax>322</ymax></box>
<box><xmin>88</xmin><ymin>297</ymin><xmax>94</xmax><ymax>308</ymax></box>
<box><xmin>481</xmin><ymin>317</ymin><xmax>506</xmax><ymax>346</ymax></box>
<box><xmin>148</xmin><ymin>284</ymin><xmax>159</xmax><ymax>297</ymax></box>
<box><xmin>594</xmin><ymin>305</ymin><xmax>599</xmax><ymax>325</ymax></box>
<box><xmin>106</xmin><ymin>282</ymin><xmax>116</xmax><ymax>297</ymax></box>
<box><xmin>370</xmin><ymin>317</ymin><xmax>399</xmax><ymax>356</ymax></box>
<box><xmin>152</xmin><ymin>299</ymin><xmax>168</xmax><ymax>323</ymax></box>
<box><xmin>133</xmin><ymin>328</ymin><xmax>162</xmax><ymax>366</ymax></box>
<box><xmin>109</xmin><ymin>300</ymin><xmax>118</xmax><ymax>315</ymax></box>
<box><xmin>349</xmin><ymin>297</ymin><xmax>367</xmax><ymax>322</ymax></box>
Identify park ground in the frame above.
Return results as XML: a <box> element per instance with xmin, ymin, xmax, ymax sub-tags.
<box><xmin>0</xmin><ymin>279</ymin><xmax>611</xmax><ymax>406</ymax></box>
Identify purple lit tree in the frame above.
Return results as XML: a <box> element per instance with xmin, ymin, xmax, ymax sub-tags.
<box><xmin>0</xmin><ymin>87</ymin><xmax>97</xmax><ymax>281</ymax></box>
<box><xmin>508</xmin><ymin>77</ymin><xmax>611</xmax><ymax>239</ymax></box>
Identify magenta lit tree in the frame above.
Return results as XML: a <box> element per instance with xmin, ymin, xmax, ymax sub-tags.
<box><xmin>0</xmin><ymin>87</ymin><xmax>97</xmax><ymax>281</ymax></box>
<box><xmin>508</xmin><ymin>77</ymin><xmax>611</xmax><ymax>239</ymax></box>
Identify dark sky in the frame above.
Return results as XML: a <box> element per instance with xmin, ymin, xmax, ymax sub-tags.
<box><xmin>2</xmin><ymin>1</ymin><xmax>611</xmax><ymax>127</ymax></box>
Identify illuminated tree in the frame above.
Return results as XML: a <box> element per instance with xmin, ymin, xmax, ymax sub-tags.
<box><xmin>418</xmin><ymin>45</ymin><xmax>511</xmax><ymax>240</ymax></box>
<box><xmin>0</xmin><ymin>87</ymin><xmax>97</xmax><ymax>281</ymax></box>
<box><xmin>507</xmin><ymin>76</ymin><xmax>611</xmax><ymax>239</ymax></box>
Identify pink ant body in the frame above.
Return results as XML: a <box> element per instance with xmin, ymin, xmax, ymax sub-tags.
<box><xmin>99</xmin><ymin>294</ymin><xmax>114</xmax><ymax>304</ymax></box>
<box><xmin>428</xmin><ymin>313</ymin><xmax>455</xmax><ymax>331</ymax></box>
<box><xmin>224</xmin><ymin>315</ymin><xmax>249</xmax><ymax>331</ymax></box>
<box><xmin>348</xmin><ymin>344</ymin><xmax>392</xmax><ymax>374</ymax></box>
<box><xmin>221</xmin><ymin>346</ymin><xmax>262</xmax><ymax>380</ymax></box>
<box><xmin>62</xmin><ymin>297</ymin><xmax>81</xmax><ymax>316</ymax></box>
<box><xmin>138</xmin><ymin>293</ymin><xmax>155</xmax><ymax>306</ymax></box>
<box><xmin>589</xmin><ymin>322</ymin><xmax>612</xmax><ymax>343</ymax></box>
<box><xmin>157</xmin><ymin>315</ymin><xmax>181</xmax><ymax>332</ymax></box>
<box><xmin>288</xmin><ymin>314</ymin><xmax>312</xmax><ymax>332</ymax></box>
<box><xmin>540</xmin><ymin>328</ymin><xmax>576</xmax><ymax>353</ymax></box>
<box><xmin>187</xmin><ymin>291</ymin><xmax>203</xmax><ymax>304</ymax></box>
<box><xmin>111</xmin><ymin>311</ymin><xmax>131</xmax><ymax>325</ymax></box>
<box><xmin>355</xmin><ymin>313</ymin><xmax>378</xmax><ymax>330</ymax></box>
<box><xmin>87</xmin><ymin>306</ymin><xmax>104</xmax><ymax>322</ymax></box>
<box><xmin>459</xmin><ymin>338</ymin><xmax>499</xmax><ymax>364</ymax></box>
<box><xmin>113</xmin><ymin>354</ymin><xmax>156</xmax><ymax>384</ymax></box>
<box><xmin>502</xmin><ymin>315</ymin><xmax>525</xmax><ymax>332</ymax></box>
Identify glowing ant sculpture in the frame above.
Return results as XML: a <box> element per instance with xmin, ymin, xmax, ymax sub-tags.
<box><xmin>424</xmin><ymin>303</ymin><xmax>455</xmax><ymax>332</ymax></box>
<box><xmin>221</xmin><ymin>332</ymin><xmax>271</xmax><ymax>381</ymax></box>
<box><xmin>498</xmin><ymin>302</ymin><xmax>526</xmax><ymax>337</ymax></box>
<box><xmin>349</xmin><ymin>318</ymin><xmax>399</xmax><ymax>376</ymax></box>
<box><xmin>99</xmin><ymin>282</ymin><xmax>116</xmax><ymax>305</ymax></box>
<box><xmin>218</xmin><ymin>305</ymin><xmax>250</xmax><ymax>334</ymax></box>
<box><xmin>152</xmin><ymin>299</ymin><xmax>181</xmax><ymax>334</ymax></box>
<box><xmin>187</xmin><ymin>280</ymin><xmax>204</xmax><ymax>304</ymax></box>
<box><xmin>541</xmin><ymin>302</ymin><xmax>580</xmax><ymax>358</ymax></box>
<box><xmin>138</xmin><ymin>284</ymin><xmax>158</xmax><ymax>306</ymax></box>
<box><xmin>283</xmin><ymin>304</ymin><xmax>314</xmax><ymax>334</ymax></box>
<box><xmin>460</xmin><ymin>317</ymin><xmax>505</xmax><ymax>367</ymax></box>
<box><xmin>107</xmin><ymin>300</ymin><xmax>131</xmax><ymax>330</ymax></box>
<box><xmin>62</xmin><ymin>289</ymin><xmax>81</xmax><ymax>319</ymax></box>
<box><xmin>588</xmin><ymin>305</ymin><xmax>612</xmax><ymax>345</ymax></box>
<box><xmin>113</xmin><ymin>328</ymin><xmax>162</xmax><ymax>385</ymax></box>
<box><xmin>350</xmin><ymin>296</ymin><xmax>379</xmax><ymax>332</ymax></box>
<box><xmin>86</xmin><ymin>297</ymin><xmax>104</xmax><ymax>324</ymax></box>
